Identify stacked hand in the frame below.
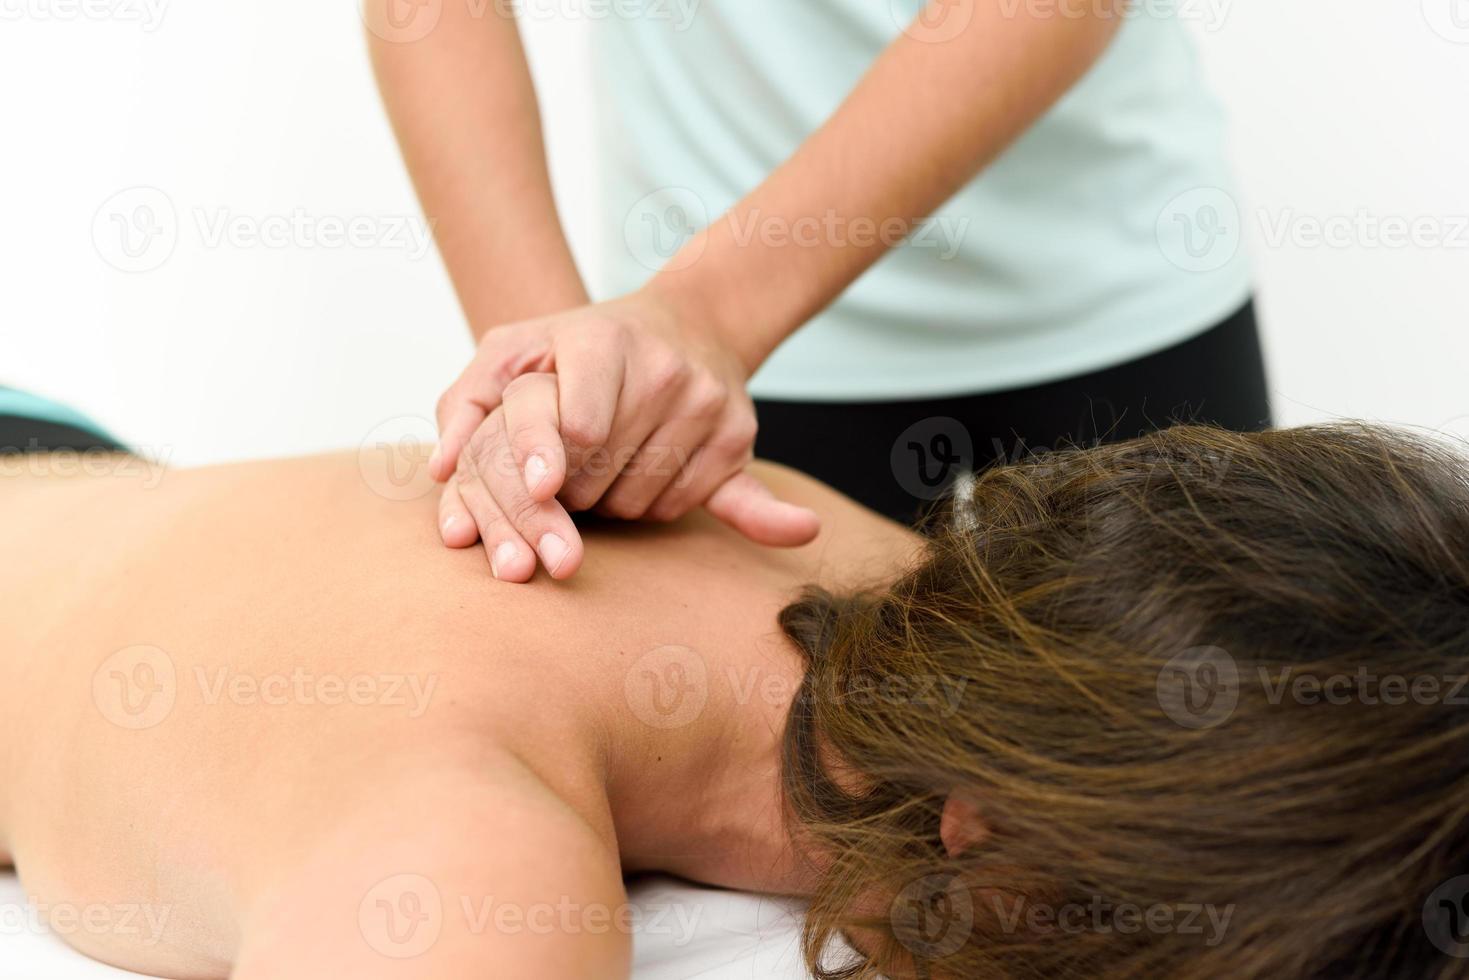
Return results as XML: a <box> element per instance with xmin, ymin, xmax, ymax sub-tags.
<box><xmin>430</xmin><ymin>288</ymin><xmax>821</xmax><ymax>582</ymax></box>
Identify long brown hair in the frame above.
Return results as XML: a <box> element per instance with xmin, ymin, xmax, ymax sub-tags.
<box><xmin>781</xmin><ymin>424</ymin><xmax>1469</xmax><ymax>979</ymax></box>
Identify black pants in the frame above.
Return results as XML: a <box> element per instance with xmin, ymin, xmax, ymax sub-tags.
<box><xmin>754</xmin><ymin>300</ymin><xmax>1271</xmax><ymax>524</ymax></box>
<box><xmin>0</xmin><ymin>417</ymin><xmax>127</xmax><ymax>454</ymax></box>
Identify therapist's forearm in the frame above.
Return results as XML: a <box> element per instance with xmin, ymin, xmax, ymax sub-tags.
<box><xmin>367</xmin><ymin>4</ymin><xmax>588</xmax><ymax>339</ymax></box>
<box><xmin>645</xmin><ymin>0</ymin><xmax>1125</xmax><ymax>374</ymax></box>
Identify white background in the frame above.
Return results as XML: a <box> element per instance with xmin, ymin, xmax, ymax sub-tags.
<box><xmin>1</xmin><ymin>0</ymin><xmax>1467</xmax><ymax>465</ymax></box>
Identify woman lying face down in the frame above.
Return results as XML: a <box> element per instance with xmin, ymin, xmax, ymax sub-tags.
<box><xmin>0</xmin><ymin>423</ymin><xmax>1465</xmax><ymax>979</ymax></box>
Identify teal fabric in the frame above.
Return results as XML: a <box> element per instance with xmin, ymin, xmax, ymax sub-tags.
<box><xmin>592</xmin><ymin>2</ymin><xmax>1252</xmax><ymax>401</ymax></box>
<box><xmin>0</xmin><ymin>387</ymin><xmax>119</xmax><ymax>444</ymax></box>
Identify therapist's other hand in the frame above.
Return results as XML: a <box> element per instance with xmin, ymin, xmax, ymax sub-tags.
<box><xmin>431</xmin><ymin>290</ymin><xmax>821</xmax><ymax>580</ymax></box>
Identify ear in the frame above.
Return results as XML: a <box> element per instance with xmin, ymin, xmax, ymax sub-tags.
<box><xmin>939</xmin><ymin>793</ymin><xmax>988</xmax><ymax>858</ymax></box>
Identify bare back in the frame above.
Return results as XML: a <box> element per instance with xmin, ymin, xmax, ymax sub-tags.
<box><xmin>0</xmin><ymin>449</ymin><xmax>914</xmax><ymax>977</ymax></box>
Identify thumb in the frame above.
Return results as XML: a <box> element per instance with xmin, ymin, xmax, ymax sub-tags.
<box><xmin>704</xmin><ymin>470</ymin><xmax>821</xmax><ymax>548</ymax></box>
<box><xmin>433</xmin><ymin>340</ymin><xmax>520</xmax><ymax>481</ymax></box>
<box><xmin>430</xmin><ymin>392</ymin><xmax>489</xmax><ymax>483</ymax></box>
<box><xmin>433</xmin><ymin>326</ymin><xmax>546</xmax><ymax>481</ymax></box>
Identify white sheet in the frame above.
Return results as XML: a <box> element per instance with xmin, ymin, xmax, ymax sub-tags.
<box><xmin>0</xmin><ymin>871</ymin><xmax>815</xmax><ymax>980</ymax></box>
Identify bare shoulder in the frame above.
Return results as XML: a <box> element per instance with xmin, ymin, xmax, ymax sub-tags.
<box><xmin>747</xmin><ymin>459</ymin><xmax>901</xmax><ymax>530</ymax></box>
<box><xmin>748</xmin><ymin>459</ymin><xmax>927</xmax><ymax>591</ymax></box>
<box><xmin>235</xmin><ymin>746</ymin><xmax>631</xmax><ymax>980</ymax></box>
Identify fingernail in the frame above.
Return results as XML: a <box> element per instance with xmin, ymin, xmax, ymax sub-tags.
<box><xmin>538</xmin><ymin>533</ymin><xmax>570</xmax><ymax>576</ymax></box>
<box><xmin>429</xmin><ymin>445</ymin><xmax>443</xmax><ymax>475</ymax></box>
<box><xmin>524</xmin><ymin>453</ymin><xmax>550</xmax><ymax>492</ymax></box>
<box><xmin>442</xmin><ymin>513</ymin><xmax>459</xmax><ymax>534</ymax></box>
<box><xmin>491</xmin><ymin>542</ymin><xmax>517</xmax><ymax>580</ymax></box>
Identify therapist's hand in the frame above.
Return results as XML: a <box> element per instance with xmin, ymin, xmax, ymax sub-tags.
<box><xmin>430</xmin><ymin>288</ymin><xmax>821</xmax><ymax>581</ymax></box>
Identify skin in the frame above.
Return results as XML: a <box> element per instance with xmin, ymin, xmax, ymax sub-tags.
<box><xmin>0</xmin><ymin>448</ymin><xmax>919</xmax><ymax>978</ymax></box>
<box><xmin>367</xmin><ymin>0</ymin><xmax>1127</xmax><ymax>577</ymax></box>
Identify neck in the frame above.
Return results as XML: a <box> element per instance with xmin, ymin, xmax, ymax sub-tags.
<box><xmin>601</xmin><ymin>631</ymin><xmax>818</xmax><ymax>896</ymax></box>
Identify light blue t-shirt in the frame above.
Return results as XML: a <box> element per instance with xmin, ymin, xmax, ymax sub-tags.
<box><xmin>0</xmin><ymin>387</ymin><xmax>116</xmax><ymax>443</ymax></box>
<box><xmin>592</xmin><ymin>0</ymin><xmax>1252</xmax><ymax>401</ymax></box>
